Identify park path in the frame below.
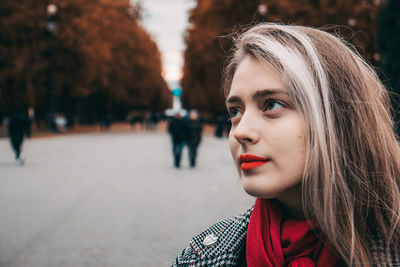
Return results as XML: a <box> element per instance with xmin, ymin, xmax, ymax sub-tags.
<box><xmin>0</xmin><ymin>131</ymin><xmax>253</xmax><ymax>267</ymax></box>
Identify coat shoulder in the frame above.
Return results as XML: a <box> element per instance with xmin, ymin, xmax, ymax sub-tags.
<box><xmin>172</xmin><ymin>207</ymin><xmax>253</xmax><ymax>267</ymax></box>
<box><xmin>369</xmin><ymin>237</ymin><xmax>400</xmax><ymax>266</ymax></box>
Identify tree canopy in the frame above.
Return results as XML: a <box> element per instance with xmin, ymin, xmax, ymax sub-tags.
<box><xmin>0</xmin><ymin>0</ymin><xmax>170</xmax><ymax>125</ymax></box>
<box><xmin>378</xmin><ymin>0</ymin><xmax>400</xmax><ymax>131</ymax></box>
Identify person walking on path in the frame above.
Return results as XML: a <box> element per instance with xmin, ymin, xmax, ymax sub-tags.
<box><xmin>8</xmin><ymin>108</ymin><xmax>31</xmax><ymax>165</ymax></box>
<box><xmin>172</xmin><ymin>24</ymin><xmax>400</xmax><ymax>266</ymax></box>
<box><xmin>186</xmin><ymin>110</ymin><xmax>203</xmax><ymax>168</ymax></box>
<box><xmin>168</xmin><ymin>112</ymin><xmax>187</xmax><ymax>168</ymax></box>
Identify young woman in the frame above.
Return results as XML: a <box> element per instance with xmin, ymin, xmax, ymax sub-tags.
<box><xmin>172</xmin><ymin>24</ymin><xmax>400</xmax><ymax>266</ymax></box>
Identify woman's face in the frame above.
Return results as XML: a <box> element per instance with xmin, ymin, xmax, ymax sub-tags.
<box><xmin>227</xmin><ymin>56</ymin><xmax>306</xmax><ymax>200</ymax></box>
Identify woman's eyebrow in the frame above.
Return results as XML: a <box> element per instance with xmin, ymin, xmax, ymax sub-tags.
<box><xmin>252</xmin><ymin>89</ymin><xmax>288</xmax><ymax>100</ymax></box>
<box><xmin>225</xmin><ymin>95</ymin><xmax>242</xmax><ymax>105</ymax></box>
<box><xmin>226</xmin><ymin>89</ymin><xmax>288</xmax><ymax>105</ymax></box>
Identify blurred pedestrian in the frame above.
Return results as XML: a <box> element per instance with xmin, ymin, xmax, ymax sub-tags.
<box><xmin>214</xmin><ymin>114</ymin><xmax>224</xmax><ymax>138</ymax></box>
<box><xmin>100</xmin><ymin>113</ymin><xmax>112</xmax><ymax>131</ymax></box>
<box><xmin>172</xmin><ymin>24</ymin><xmax>400</xmax><ymax>266</ymax></box>
<box><xmin>128</xmin><ymin>114</ymin><xmax>137</xmax><ymax>128</ymax></box>
<box><xmin>186</xmin><ymin>110</ymin><xmax>203</xmax><ymax>168</ymax></box>
<box><xmin>168</xmin><ymin>112</ymin><xmax>187</xmax><ymax>168</ymax></box>
<box><xmin>147</xmin><ymin>111</ymin><xmax>159</xmax><ymax>131</ymax></box>
<box><xmin>8</xmin><ymin>108</ymin><xmax>31</xmax><ymax>165</ymax></box>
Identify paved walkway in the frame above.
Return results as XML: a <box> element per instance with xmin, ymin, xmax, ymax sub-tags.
<box><xmin>0</xmin><ymin>132</ymin><xmax>253</xmax><ymax>267</ymax></box>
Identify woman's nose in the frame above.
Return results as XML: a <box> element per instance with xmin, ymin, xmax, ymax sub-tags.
<box><xmin>231</xmin><ymin>113</ymin><xmax>259</xmax><ymax>145</ymax></box>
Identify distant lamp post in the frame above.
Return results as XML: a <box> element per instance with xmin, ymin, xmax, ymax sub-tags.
<box><xmin>373</xmin><ymin>53</ymin><xmax>380</xmax><ymax>62</ymax></box>
<box><xmin>258</xmin><ymin>4</ymin><xmax>268</xmax><ymax>21</ymax></box>
<box><xmin>347</xmin><ymin>18</ymin><xmax>357</xmax><ymax>27</ymax></box>
<box><xmin>47</xmin><ymin>4</ymin><xmax>58</xmax><ymax>132</ymax></box>
<box><xmin>172</xmin><ymin>88</ymin><xmax>183</xmax><ymax>113</ymax></box>
<box><xmin>47</xmin><ymin>4</ymin><xmax>58</xmax><ymax>32</ymax></box>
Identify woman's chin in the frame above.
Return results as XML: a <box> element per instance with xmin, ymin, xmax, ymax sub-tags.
<box><xmin>241</xmin><ymin>179</ymin><xmax>279</xmax><ymax>200</ymax></box>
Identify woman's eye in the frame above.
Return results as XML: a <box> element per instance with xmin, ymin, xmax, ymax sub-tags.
<box><xmin>264</xmin><ymin>100</ymin><xmax>283</xmax><ymax>111</ymax></box>
<box><xmin>228</xmin><ymin>107</ymin><xmax>242</xmax><ymax>119</ymax></box>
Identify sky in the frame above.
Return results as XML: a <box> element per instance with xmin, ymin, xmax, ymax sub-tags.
<box><xmin>137</xmin><ymin>0</ymin><xmax>196</xmax><ymax>87</ymax></box>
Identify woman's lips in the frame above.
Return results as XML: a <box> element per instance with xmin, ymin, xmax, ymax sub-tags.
<box><xmin>239</xmin><ymin>154</ymin><xmax>270</xmax><ymax>171</ymax></box>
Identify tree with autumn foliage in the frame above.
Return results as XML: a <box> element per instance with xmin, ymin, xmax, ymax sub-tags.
<box><xmin>182</xmin><ymin>0</ymin><xmax>381</xmax><ymax>114</ymax></box>
<box><xmin>378</xmin><ymin>0</ymin><xmax>400</xmax><ymax>132</ymax></box>
<box><xmin>0</xmin><ymin>0</ymin><xmax>170</xmax><ymax>126</ymax></box>
<box><xmin>0</xmin><ymin>0</ymin><xmax>49</xmax><ymax>122</ymax></box>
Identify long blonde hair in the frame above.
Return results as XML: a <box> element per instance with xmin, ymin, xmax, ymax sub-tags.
<box><xmin>223</xmin><ymin>24</ymin><xmax>400</xmax><ymax>266</ymax></box>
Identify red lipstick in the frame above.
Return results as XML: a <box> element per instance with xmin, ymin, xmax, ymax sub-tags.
<box><xmin>239</xmin><ymin>154</ymin><xmax>269</xmax><ymax>171</ymax></box>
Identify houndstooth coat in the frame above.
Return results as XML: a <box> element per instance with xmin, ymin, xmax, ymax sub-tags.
<box><xmin>171</xmin><ymin>207</ymin><xmax>400</xmax><ymax>267</ymax></box>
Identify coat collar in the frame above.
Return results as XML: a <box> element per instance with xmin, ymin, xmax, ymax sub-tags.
<box><xmin>190</xmin><ymin>207</ymin><xmax>253</xmax><ymax>260</ymax></box>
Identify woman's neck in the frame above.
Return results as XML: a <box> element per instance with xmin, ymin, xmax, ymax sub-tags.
<box><xmin>276</xmin><ymin>184</ymin><xmax>306</xmax><ymax>220</ymax></box>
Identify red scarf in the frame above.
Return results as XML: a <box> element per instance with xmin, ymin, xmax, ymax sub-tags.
<box><xmin>246</xmin><ymin>198</ymin><xmax>339</xmax><ymax>267</ymax></box>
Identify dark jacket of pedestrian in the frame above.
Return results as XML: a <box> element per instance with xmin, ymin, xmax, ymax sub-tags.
<box><xmin>186</xmin><ymin>119</ymin><xmax>202</xmax><ymax>146</ymax></box>
<box><xmin>8</xmin><ymin>113</ymin><xmax>30</xmax><ymax>141</ymax></box>
<box><xmin>168</xmin><ymin>116</ymin><xmax>187</xmax><ymax>143</ymax></box>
